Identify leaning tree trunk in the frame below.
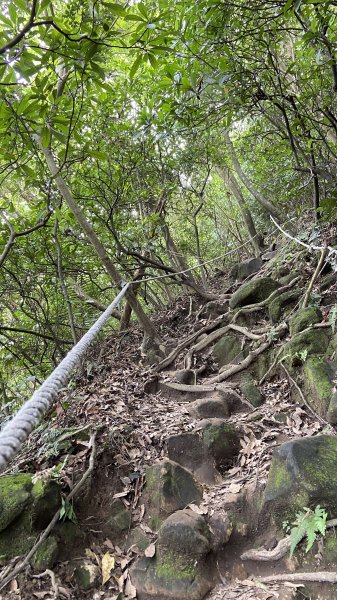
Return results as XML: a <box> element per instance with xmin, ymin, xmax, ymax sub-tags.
<box><xmin>35</xmin><ymin>139</ymin><xmax>160</xmax><ymax>341</ymax></box>
<box><xmin>224</xmin><ymin>131</ymin><xmax>285</xmax><ymax>222</ymax></box>
<box><xmin>218</xmin><ymin>167</ymin><xmax>263</xmax><ymax>256</ymax></box>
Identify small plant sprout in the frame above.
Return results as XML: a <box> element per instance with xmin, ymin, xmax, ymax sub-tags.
<box><xmin>283</xmin><ymin>505</ymin><xmax>327</xmax><ymax>558</ymax></box>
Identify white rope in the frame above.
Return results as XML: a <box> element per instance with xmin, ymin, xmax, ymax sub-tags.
<box><xmin>0</xmin><ymin>283</ymin><xmax>130</xmax><ymax>472</ymax></box>
<box><xmin>131</xmin><ymin>220</ymin><xmax>296</xmax><ymax>286</ymax></box>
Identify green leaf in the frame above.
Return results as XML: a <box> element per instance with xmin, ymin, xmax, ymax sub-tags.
<box><xmin>129</xmin><ymin>54</ymin><xmax>143</xmax><ymax>78</ymax></box>
<box><xmin>101</xmin><ymin>2</ymin><xmax>127</xmax><ymax>17</ymax></box>
<box><xmin>41</xmin><ymin>126</ymin><xmax>51</xmax><ymax>148</ymax></box>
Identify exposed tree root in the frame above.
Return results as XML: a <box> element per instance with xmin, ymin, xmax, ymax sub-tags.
<box><xmin>154</xmin><ymin>314</ymin><xmax>228</xmax><ymax>372</ymax></box>
<box><xmin>231</xmin><ymin>276</ymin><xmax>302</xmax><ymax>323</ymax></box>
<box><xmin>159</xmin><ymin>380</ymin><xmax>238</xmax><ymax>393</ymax></box>
<box><xmin>184</xmin><ymin>324</ymin><xmax>262</xmax><ymax>369</ymax></box>
<box><xmin>258</xmin><ymin>571</ymin><xmax>337</xmax><ymax>584</ymax></box>
<box><xmin>241</xmin><ymin>518</ymin><xmax>337</xmax><ymax>562</ymax></box>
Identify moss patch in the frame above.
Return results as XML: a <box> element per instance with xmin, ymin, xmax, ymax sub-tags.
<box><xmin>229</xmin><ymin>277</ymin><xmax>279</xmax><ymax>310</ymax></box>
<box><xmin>0</xmin><ymin>474</ymin><xmax>32</xmax><ymax>532</ymax></box>
<box><xmin>304</xmin><ymin>357</ymin><xmax>334</xmax><ymax>416</ymax></box>
<box><xmin>263</xmin><ymin>436</ymin><xmax>337</xmax><ymax>525</ymax></box>
<box><xmin>155</xmin><ymin>550</ymin><xmax>197</xmax><ymax>582</ymax></box>
<box><xmin>282</xmin><ymin>329</ymin><xmax>331</xmax><ymax>366</ymax></box>
<box><xmin>289</xmin><ymin>307</ymin><xmax>322</xmax><ymax>336</ymax></box>
<box><xmin>268</xmin><ymin>290</ymin><xmax>301</xmax><ymax>324</ymax></box>
<box><xmin>32</xmin><ymin>536</ymin><xmax>58</xmax><ymax>570</ymax></box>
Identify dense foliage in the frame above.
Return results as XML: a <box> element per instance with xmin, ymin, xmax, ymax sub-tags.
<box><xmin>1</xmin><ymin>0</ymin><xmax>337</xmax><ymax>403</ymax></box>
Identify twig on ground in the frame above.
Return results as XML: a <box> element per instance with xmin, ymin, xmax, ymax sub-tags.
<box><xmin>32</xmin><ymin>569</ymin><xmax>59</xmax><ymax>598</ymax></box>
<box><xmin>0</xmin><ymin>432</ymin><xmax>98</xmax><ymax>591</ymax></box>
<box><xmin>302</xmin><ymin>247</ymin><xmax>328</xmax><ymax>308</ymax></box>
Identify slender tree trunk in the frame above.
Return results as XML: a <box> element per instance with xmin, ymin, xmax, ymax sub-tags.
<box><xmin>217</xmin><ymin>167</ymin><xmax>263</xmax><ymax>256</ymax></box>
<box><xmin>224</xmin><ymin>131</ymin><xmax>285</xmax><ymax>221</ymax></box>
<box><xmin>35</xmin><ymin>138</ymin><xmax>160</xmax><ymax>341</ymax></box>
<box><xmin>54</xmin><ymin>220</ymin><xmax>78</xmax><ymax>344</ymax></box>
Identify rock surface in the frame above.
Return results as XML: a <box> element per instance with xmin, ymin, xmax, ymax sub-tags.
<box><xmin>229</xmin><ymin>277</ymin><xmax>279</xmax><ymax>309</ymax></box>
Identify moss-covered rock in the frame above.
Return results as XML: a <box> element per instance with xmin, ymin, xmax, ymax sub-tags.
<box><xmin>108</xmin><ymin>499</ymin><xmax>131</xmax><ymax>533</ymax></box>
<box><xmin>278</xmin><ymin>271</ymin><xmax>302</xmax><ymax>286</ymax></box>
<box><xmin>143</xmin><ymin>460</ymin><xmax>202</xmax><ymax>531</ymax></box>
<box><xmin>304</xmin><ymin>357</ymin><xmax>335</xmax><ymax>417</ymax></box>
<box><xmin>157</xmin><ymin>510</ymin><xmax>211</xmax><ymax>556</ymax></box>
<box><xmin>324</xmin><ymin>532</ymin><xmax>337</xmax><ymax>564</ymax></box>
<box><xmin>75</xmin><ymin>561</ymin><xmax>101</xmax><ymax>591</ymax></box>
<box><xmin>289</xmin><ymin>307</ymin><xmax>322</xmax><ymax>336</ymax></box>
<box><xmin>0</xmin><ymin>474</ymin><xmax>32</xmax><ymax>532</ymax></box>
<box><xmin>282</xmin><ymin>329</ymin><xmax>331</xmax><ymax>366</ymax></box>
<box><xmin>201</xmin><ymin>419</ymin><xmax>240</xmax><ymax>470</ymax></box>
<box><xmin>268</xmin><ymin>290</ymin><xmax>301</xmax><ymax>324</ymax></box>
<box><xmin>230</xmin><ymin>257</ymin><xmax>263</xmax><ymax>281</ymax></box>
<box><xmin>131</xmin><ymin>510</ymin><xmax>214</xmax><ymax>600</ymax></box>
<box><xmin>175</xmin><ymin>369</ymin><xmax>196</xmax><ymax>385</ymax></box>
<box><xmin>263</xmin><ymin>436</ymin><xmax>337</xmax><ymax>525</ymax></box>
<box><xmin>32</xmin><ymin>536</ymin><xmax>58</xmax><ymax>570</ymax></box>
<box><xmin>212</xmin><ymin>335</ymin><xmax>244</xmax><ymax>368</ymax></box>
<box><xmin>229</xmin><ymin>277</ymin><xmax>279</xmax><ymax>310</ymax></box>
<box><xmin>0</xmin><ymin>475</ymin><xmax>62</xmax><ymax>560</ymax></box>
<box><xmin>0</xmin><ymin>512</ymin><xmax>36</xmax><ymax>559</ymax></box>
<box><xmin>31</xmin><ymin>479</ymin><xmax>62</xmax><ymax>529</ymax></box>
<box><xmin>328</xmin><ymin>391</ymin><xmax>337</xmax><ymax>424</ymax></box>
<box><xmin>239</xmin><ymin>373</ymin><xmax>264</xmax><ymax>407</ymax></box>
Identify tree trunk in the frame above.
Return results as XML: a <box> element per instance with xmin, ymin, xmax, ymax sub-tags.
<box><xmin>35</xmin><ymin>138</ymin><xmax>160</xmax><ymax>341</ymax></box>
<box><xmin>224</xmin><ymin>131</ymin><xmax>285</xmax><ymax>222</ymax></box>
<box><xmin>217</xmin><ymin>167</ymin><xmax>263</xmax><ymax>256</ymax></box>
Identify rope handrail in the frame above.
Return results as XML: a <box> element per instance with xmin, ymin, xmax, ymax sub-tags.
<box><xmin>0</xmin><ymin>283</ymin><xmax>130</xmax><ymax>472</ymax></box>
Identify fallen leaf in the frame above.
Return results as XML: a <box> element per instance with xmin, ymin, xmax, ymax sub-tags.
<box><xmin>125</xmin><ymin>575</ymin><xmax>137</xmax><ymax>598</ymax></box>
<box><xmin>188</xmin><ymin>503</ymin><xmax>208</xmax><ymax>515</ymax></box>
<box><xmin>145</xmin><ymin>543</ymin><xmax>156</xmax><ymax>558</ymax></box>
<box><xmin>102</xmin><ymin>552</ymin><xmax>115</xmax><ymax>585</ymax></box>
<box><xmin>228</xmin><ymin>483</ymin><xmax>242</xmax><ymax>494</ymax></box>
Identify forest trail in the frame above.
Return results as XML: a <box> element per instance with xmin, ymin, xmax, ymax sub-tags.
<box><xmin>3</xmin><ymin>224</ymin><xmax>337</xmax><ymax>600</ymax></box>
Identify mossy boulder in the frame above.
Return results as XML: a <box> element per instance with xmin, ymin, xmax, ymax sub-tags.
<box><xmin>229</xmin><ymin>277</ymin><xmax>279</xmax><ymax>310</ymax></box>
<box><xmin>212</xmin><ymin>335</ymin><xmax>244</xmax><ymax>368</ymax></box>
<box><xmin>324</xmin><ymin>532</ymin><xmax>337</xmax><ymax>564</ymax></box>
<box><xmin>282</xmin><ymin>329</ymin><xmax>331</xmax><ymax>366</ymax></box>
<box><xmin>131</xmin><ymin>510</ymin><xmax>214</xmax><ymax>600</ymax></box>
<box><xmin>107</xmin><ymin>499</ymin><xmax>132</xmax><ymax>533</ymax></box>
<box><xmin>32</xmin><ymin>536</ymin><xmax>58</xmax><ymax>570</ymax></box>
<box><xmin>31</xmin><ymin>479</ymin><xmax>62</xmax><ymax>529</ymax></box>
<box><xmin>191</xmin><ymin>398</ymin><xmax>230</xmax><ymax>419</ymax></box>
<box><xmin>278</xmin><ymin>271</ymin><xmax>302</xmax><ymax>286</ymax></box>
<box><xmin>289</xmin><ymin>307</ymin><xmax>322</xmax><ymax>336</ymax></box>
<box><xmin>239</xmin><ymin>374</ymin><xmax>264</xmax><ymax>407</ymax></box>
<box><xmin>230</xmin><ymin>257</ymin><xmax>263</xmax><ymax>281</ymax></box>
<box><xmin>0</xmin><ymin>474</ymin><xmax>32</xmax><ymax>532</ymax></box>
<box><xmin>0</xmin><ymin>476</ymin><xmax>62</xmax><ymax>560</ymax></box>
<box><xmin>175</xmin><ymin>369</ymin><xmax>196</xmax><ymax>385</ymax></box>
<box><xmin>143</xmin><ymin>460</ymin><xmax>202</xmax><ymax>531</ymax></box>
<box><xmin>263</xmin><ymin>435</ymin><xmax>337</xmax><ymax>525</ymax></box>
<box><xmin>328</xmin><ymin>391</ymin><xmax>337</xmax><ymax>424</ymax></box>
<box><xmin>75</xmin><ymin>561</ymin><xmax>101</xmax><ymax>591</ymax></box>
<box><xmin>200</xmin><ymin>419</ymin><xmax>240</xmax><ymax>470</ymax></box>
<box><xmin>268</xmin><ymin>290</ymin><xmax>301</xmax><ymax>324</ymax></box>
<box><xmin>303</xmin><ymin>357</ymin><xmax>335</xmax><ymax>417</ymax></box>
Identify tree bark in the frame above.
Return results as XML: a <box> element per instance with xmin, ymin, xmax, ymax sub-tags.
<box><xmin>217</xmin><ymin>167</ymin><xmax>263</xmax><ymax>256</ymax></box>
<box><xmin>224</xmin><ymin>131</ymin><xmax>285</xmax><ymax>222</ymax></box>
<box><xmin>35</xmin><ymin>138</ymin><xmax>160</xmax><ymax>341</ymax></box>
